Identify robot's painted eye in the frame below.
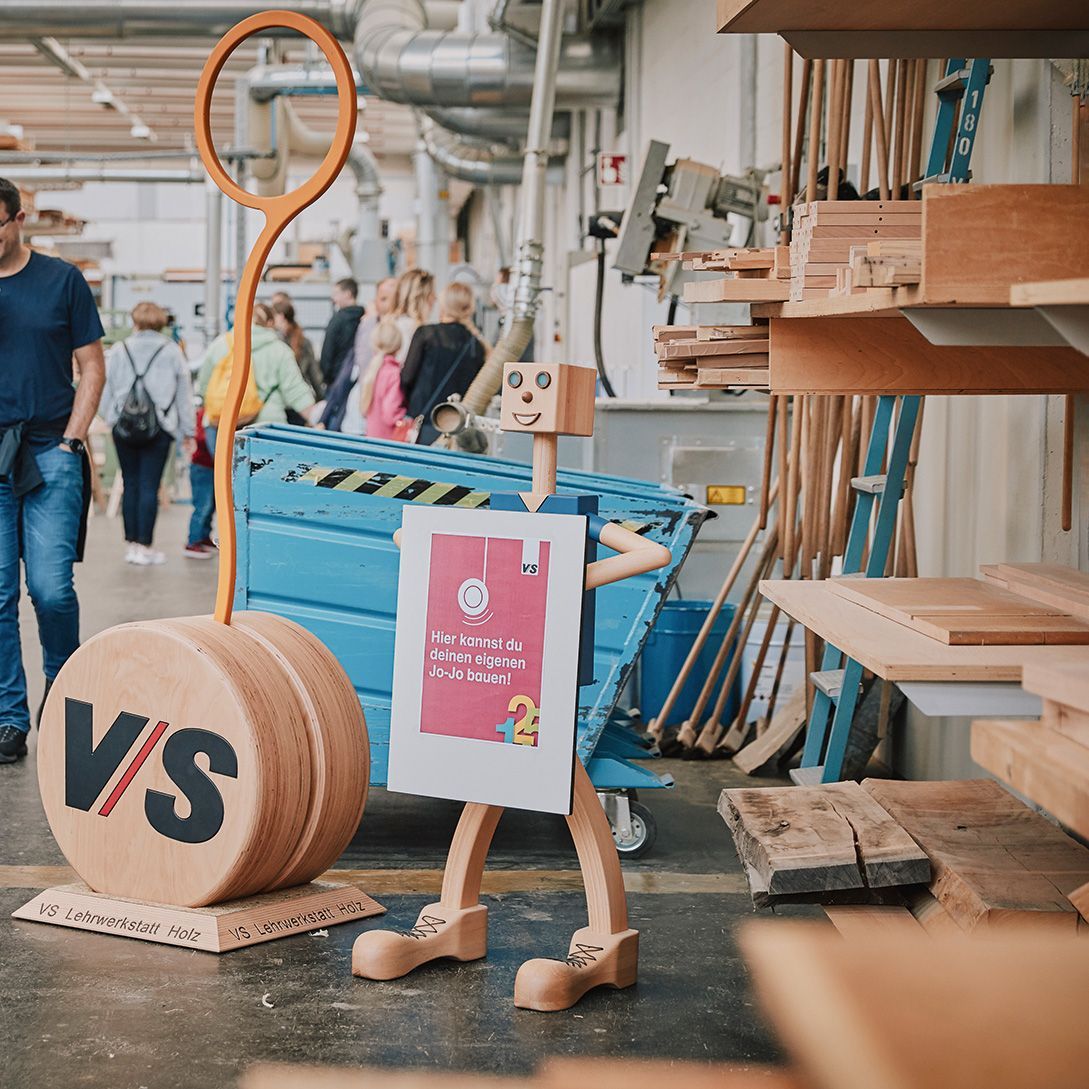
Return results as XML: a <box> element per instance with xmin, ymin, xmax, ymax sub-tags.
<box><xmin>507</xmin><ymin>371</ymin><xmax>523</xmax><ymax>388</ymax></box>
<box><xmin>535</xmin><ymin>371</ymin><xmax>551</xmax><ymax>389</ymax></box>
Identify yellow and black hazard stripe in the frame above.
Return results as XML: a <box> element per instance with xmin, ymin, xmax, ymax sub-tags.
<box><xmin>296</xmin><ymin>465</ymin><xmax>656</xmax><ymax>532</ymax></box>
<box><xmin>300</xmin><ymin>466</ymin><xmax>489</xmax><ymax>508</ymax></box>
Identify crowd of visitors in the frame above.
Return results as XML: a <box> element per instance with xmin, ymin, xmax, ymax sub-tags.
<box><xmin>0</xmin><ymin>166</ymin><xmax>494</xmax><ymax>764</ymax></box>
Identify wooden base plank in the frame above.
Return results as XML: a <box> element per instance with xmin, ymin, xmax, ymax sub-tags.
<box><xmin>862</xmin><ymin>779</ymin><xmax>1089</xmax><ymax>933</ymax></box>
<box><xmin>12</xmin><ymin>881</ymin><xmax>385</xmax><ymax>952</ymax></box>
<box><xmin>732</xmin><ymin>687</ymin><xmax>807</xmax><ymax>774</ymax></box>
<box><xmin>823</xmin><ymin>904</ymin><xmax>925</xmax><ymax>938</ymax></box>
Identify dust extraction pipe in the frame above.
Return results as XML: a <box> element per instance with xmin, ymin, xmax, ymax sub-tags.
<box><xmin>459</xmin><ymin>0</ymin><xmax>566</xmax><ymax>417</ymax></box>
<box><xmin>352</xmin><ymin>0</ymin><xmax>619</xmax><ymax>109</ymax></box>
<box><xmin>419</xmin><ymin>115</ymin><xmax>565</xmax><ymax>187</ymax></box>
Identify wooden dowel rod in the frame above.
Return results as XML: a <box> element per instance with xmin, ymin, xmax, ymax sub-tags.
<box><xmin>778</xmin><ymin>394</ymin><xmax>790</xmax><ymax>562</ymax></box>
<box><xmin>826</xmin><ymin>59</ymin><xmax>845</xmax><ymax>200</ymax></box>
<box><xmin>891</xmin><ymin>59</ymin><xmax>908</xmax><ymax>197</ymax></box>
<box><xmin>790</xmin><ymin>60</ymin><xmax>813</xmax><ymax>205</ymax></box>
<box><xmin>800</xmin><ymin>396</ymin><xmax>815</xmax><ymax>578</ymax></box>
<box><xmin>910</xmin><ymin>58</ymin><xmax>928</xmax><ymax>194</ymax></box>
<box><xmin>860</xmin><ymin>72</ymin><xmax>874</xmax><ymax>195</ymax></box>
<box><xmin>806</xmin><ymin>60</ymin><xmax>826</xmax><ymax>203</ymax></box>
<box><xmin>781</xmin><ymin>42</ymin><xmax>795</xmax><ymax>213</ymax></box>
<box><xmin>1063</xmin><ymin>395</ymin><xmax>1075</xmax><ymax>533</ymax></box>
<box><xmin>716</xmin><ymin>603</ymin><xmax>783</xmax><ymax>756</ymax></box>
<box><xmin>784</xmin><ymin>395</ymin><xmax>802</xmax><ymax>570</ymax></box>
<box><xmin>884</xmin><ymin>59</ymin><xmax>897</xmax><ymax>155</ymax></box>
<box><xmin>759</xmin><ymin>396</ymin><xmax>778</xmax><ymax>530</ymax></box>
<box><xmin>840</xmin><ymin>59</ymin><xmax>855</xmax><ymax>192</ymax></box>
<box><xmin>868</xmin><ymin>60</ymin><xmax>891</xmax><ymax>201</ymax></box>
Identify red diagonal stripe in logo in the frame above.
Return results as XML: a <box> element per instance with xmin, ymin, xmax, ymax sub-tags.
<box><xmin>98</xmin><ymin>720</ymin><xmax>169</xmax><ymax>817</ymax></box>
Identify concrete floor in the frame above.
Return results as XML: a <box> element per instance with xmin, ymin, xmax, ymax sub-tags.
<box><xmin>3</xmin><ymin>505</ymin><xmax>811</xmax><ymax>1089</ymax></box>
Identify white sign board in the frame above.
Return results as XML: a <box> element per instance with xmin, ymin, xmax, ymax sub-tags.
<box><xmin>388</xmin><ymin>505</ymin><xmax>587</xmax><ymax>815</ymax></box>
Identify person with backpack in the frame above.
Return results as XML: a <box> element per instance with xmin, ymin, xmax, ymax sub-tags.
<box><xmin>196</xmin><ymin>301</ymin><xmax>316</xmax><ymax>456</ymax></box>
<box><xmin>100</xmin><ymin>301</ymin><xmax>194</xmax><ymax>565</ymax></box>
<box><xmin>318</xmin><ymin>277</ymin><xmax>365</xmax><ymax>387</ymax></box>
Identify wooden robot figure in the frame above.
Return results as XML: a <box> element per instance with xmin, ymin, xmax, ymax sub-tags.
<box><xmin>352</xmin><ymin>361</ymin><xmax>671</xmax><ymax>1011</ymax></box>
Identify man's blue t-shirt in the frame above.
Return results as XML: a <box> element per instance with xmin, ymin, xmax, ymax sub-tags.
<box><xmin>0</xmin><ymin>251</ymin><xmax>105</xmax><ymax>431</ymax></box>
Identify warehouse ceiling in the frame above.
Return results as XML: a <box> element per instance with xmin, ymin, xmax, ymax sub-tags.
<box><xmin>0</xmin><ymin>37</ymin><xmax>418</xmax><ymax>159</ymax></box>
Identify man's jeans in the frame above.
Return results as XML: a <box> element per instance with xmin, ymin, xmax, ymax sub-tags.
<box><xmin>187</xmin><ymin>462</ymin><xmax>215</xmax><ymax>547</ymax></box>
<box><xmin>0</xmin><ymin>443</ymin><xmax>83</xmax><ymax>734</ymax></box>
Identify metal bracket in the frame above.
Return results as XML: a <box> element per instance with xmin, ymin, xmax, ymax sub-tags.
<box><xmin>598</xmin><ymin>791</ymin><xmax>633</xmax><ymax>841</ymax></box>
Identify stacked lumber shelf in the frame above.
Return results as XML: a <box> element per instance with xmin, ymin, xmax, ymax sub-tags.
<box><xmin>721</xmin><ymin>776</ymin><xmax>1089</xmax><ymax>932</ymax></box>
<box><xmin>789</xmin><ymin>200</ymin><xmax>921</xmax><ymax>301</ymax></box>
<box><xmin>653</xmin><ymin>323</ymin><xmax>770</xmax><ymax>391</ymax></box>
<box><xmin>838</xmin><ymin>240</ymin><xmax>922</xmax><ymax>292</ymax></box>
<box><xmin>676</xmin><ymin>245</ymin><xmax>792</xmax><ymax>305</ymax></box>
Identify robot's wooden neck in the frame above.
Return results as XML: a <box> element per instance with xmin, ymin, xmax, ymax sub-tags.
<box><xmin>526</xmin><ymin>432</ymin><xmax>558</xmax><ymax>507</ymax></box>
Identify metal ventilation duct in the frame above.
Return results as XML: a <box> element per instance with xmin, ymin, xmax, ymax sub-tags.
<box><xmin>352</xmin><ymin>0</ymin><xmax>620</xmax><ymax>109</ymax></box>
<box><xmin>419</xmin><ymin>115</ymin><xmax>565</xmax><ymax>186</ymax></box>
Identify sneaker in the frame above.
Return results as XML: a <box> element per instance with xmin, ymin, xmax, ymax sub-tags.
<box><xmin>144</xmin><ymin>549</ymin><xmax>166</xmax><ymax>566</ymax></box>
<box><xmin>125</xmin><ymin>543</ymin><xmax>140</xmax><ymax>564</ymax></box>
<box><xmin>198</xmin><ymin>538</ymin><xmax>218</xmax><ymax>552</ymax></box>
<box><xmin>0</xmin><ymin>725</ymin><xmax>28</xmax><ymax>764</ymax></box>
<box><xmin>184</xmin><ymin>542</ymin><xmax>214</xmax><ymax>560</ymax></box>
<box><xmin>129</xmin><ymin>546</ymin><xmax>152</xmax><ymax>566</ymax></box>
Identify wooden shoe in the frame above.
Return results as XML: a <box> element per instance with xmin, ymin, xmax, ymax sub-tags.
<box><xmin>351</xmin><ymin>903</ymin><xmax>488</xmax><ymax>980</ymax></box>
<box><xmin>513</xmin><ymin>927</ymin><xmax>639</xmax><ymax>1011</ymax></box>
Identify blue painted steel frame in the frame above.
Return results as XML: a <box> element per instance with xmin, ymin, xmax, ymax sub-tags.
<box><xmin>232</xmin><ymin>424</ymin><xmax>709</xmax><ymax>791</ymax></box>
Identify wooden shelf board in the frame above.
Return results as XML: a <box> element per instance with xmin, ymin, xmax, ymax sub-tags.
<box><xmin>1011</xmin><ymin>279</ymin><xmax>1089</xmax><ymax>308</ymax></box>
<box><xmin>767</xmin><ymin>315</ymin><xmax>1089</xmax><ymax>396</ymax></box>
<box><xmin>716</xmin><ymin>1</ymin><xmax>1089</xmax><ymax>56</ymax></box>
<box><xmin>758</xmin><ymin>579</ymin><xmax>1068</xmax><ymax>682</ymax></box>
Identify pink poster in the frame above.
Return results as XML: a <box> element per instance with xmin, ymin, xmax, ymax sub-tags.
<box><xmin>419</xmin><ymin>533</ymin><xmax>551</xmax><ymax>746</ymax></box>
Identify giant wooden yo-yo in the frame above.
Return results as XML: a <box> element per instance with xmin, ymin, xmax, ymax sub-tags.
<box><xmin>33</xmin><ymin>12</ymin><xmax>370</xmax><ymax>920</ymax></box>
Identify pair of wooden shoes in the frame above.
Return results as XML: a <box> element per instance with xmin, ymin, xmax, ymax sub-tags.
<box><xmin>351</xmin><ymin>904</ymin><xmax>638</xmax><ymax>1012</ymax></box>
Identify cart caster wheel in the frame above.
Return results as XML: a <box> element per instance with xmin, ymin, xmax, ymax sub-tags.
<box><xmin>612</xmin><ymin>800</ymin><xmax>657</xmax><ymax>860</ymax></box>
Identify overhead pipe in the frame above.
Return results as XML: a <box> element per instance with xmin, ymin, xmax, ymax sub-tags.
<box><xmin>352</xmin><ymin>0</ymin><xmax>620</xmax><ymax>110</ymax></box>
<box><xmin>2</xmin><ymin>167</ymin><xmax>203</xmax><ymax>183</ymax></box>
<box><xmin>0</xmin><ymin>149</ymin><xmax>272</xmax><ymax>165</ymax></box>
<box><xmin>419</xmin><ymin>115</ymin><xmax>565</xmax><ymax>187</ymax></box>
<box><xmin>424</xmin><ymin>106</ymin><xmax>570</xmax><ymax>144</ymax></box>
<box><xmin>0</xmin><ymin>2</ymin><xmax>364</xmax><ymax>39</ymax></box>
<box><xmin>0</xmin><ymin>0</ymin><xmax>459</xmax><ymax>38</ymax></box>
<box><xmin>458</xmin><ymin>0</ymin><xmax>566</xmax><ymax>418</ymax></box>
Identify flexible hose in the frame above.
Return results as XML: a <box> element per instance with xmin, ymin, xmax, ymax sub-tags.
<box><xmin>593</xmin><ymin>240</ymin><xmax>616</xmax><ymax>398</ymax></box>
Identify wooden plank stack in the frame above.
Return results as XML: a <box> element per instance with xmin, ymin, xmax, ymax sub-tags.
<box><xmin>973</xmin><ymin>652</ymin><xmax>1089</xmax><ymax>864</ymax></box>
<box><xmin>789</xmin><ymin>200</ymin><xmax>922</xmax><ymax>301</ymax></box>
<box><xmin>838</xmin><ymin>240</ymin><xmax>922</xmax><ymax>292</ymax></box>
<box><xmin>676</xmin><ymin>246</ymin><xmax>793</xmax><ymax>305</ymax></box>
<box><xmin>653</xmin><ymin>323</ymin><xmax>770</xmax><ymax>391</ymax></box>
<box><xmin>825</xmin><ymin>575</ymin><xmax>1089</xmax><ymax>645</ymax></box>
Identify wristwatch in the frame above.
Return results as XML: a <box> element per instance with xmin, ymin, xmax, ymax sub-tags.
<box><xmin>59</xmin><ymin>437</ymin><xmax>86</xmax><ymax>456</ymax></box>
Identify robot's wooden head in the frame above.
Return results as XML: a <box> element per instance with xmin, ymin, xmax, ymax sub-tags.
<box><xmin>499</xmin><ymin>362</ymin><xmax>597</xmax><ymax>437</ymax></box>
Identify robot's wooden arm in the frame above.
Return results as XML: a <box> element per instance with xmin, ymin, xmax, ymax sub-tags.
<box><xmin>585</xmin><ymin>522</ymin><xmax>671</xmax><ymax>591</ymax></box>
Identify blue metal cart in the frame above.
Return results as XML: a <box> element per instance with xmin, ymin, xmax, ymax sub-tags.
<box><xmin>232</xmin><ymin>425</ymin><xmax>710</xmax><ymax>854</ymax></box>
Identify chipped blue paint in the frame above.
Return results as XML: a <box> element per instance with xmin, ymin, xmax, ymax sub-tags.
<box><xmin>232</xmin><ymin>424</ymin><xmax>709</xmax><ymax>789</ymax></box>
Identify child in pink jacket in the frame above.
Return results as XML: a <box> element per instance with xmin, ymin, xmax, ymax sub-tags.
<box><xmin>359</xmin><ymin>319</ymin><xmax>407</xmax><ymax>440</ymax></box>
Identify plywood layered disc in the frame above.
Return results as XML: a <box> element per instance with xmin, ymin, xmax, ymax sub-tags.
<box><xmin>231</xmin><ymin>612</ymin><xmax>368</xmax><ymax>891</ymax></box>
<box><xmin>38</xmin><ymin>614</ymin><xmax>332</xmax><ymax>908</ymax></box>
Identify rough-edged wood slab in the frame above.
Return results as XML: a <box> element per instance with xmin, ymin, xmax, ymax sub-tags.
<box><xmin>719</xmin><ymin>782</ymin><xmax>930</xmax><ymax>901</ymax></box>
<box><xmin>740</xmin><ymin>921</ymin><xmax>1089</xmax><ymax>1089</ymax></box>
<box><xmin>862</xmin><ymin>778</ymin><xmax>1089</xmax><ymax>932</ymax></box>
<box><xmin>733</xmin><ymin>687</ymin><xmax>808</xmax><ymax>774</ymax></box>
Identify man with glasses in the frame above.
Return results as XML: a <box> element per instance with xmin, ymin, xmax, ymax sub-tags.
<box><xmin>0</xmin><ymin>177</ymin><xmax>105</xmax><ymax>763</ymax></box>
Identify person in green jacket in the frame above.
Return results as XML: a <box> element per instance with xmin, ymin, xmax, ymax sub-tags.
<box><xmin>196</xmin><ymin>302</ymin><xmax>316</xmax><ymax>454</ymax></box>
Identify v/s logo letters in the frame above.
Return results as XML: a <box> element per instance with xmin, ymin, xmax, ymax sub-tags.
<box><xmin>63</xmin><ymin>698</ymin><xmax>239</xmax><ymax>844</ymax></box>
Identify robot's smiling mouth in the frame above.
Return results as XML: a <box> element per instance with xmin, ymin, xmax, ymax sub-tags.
<box><xmin>513</xmin><ymin>412</ymin><xmax>541</xmax><ymax>425</ymax></box>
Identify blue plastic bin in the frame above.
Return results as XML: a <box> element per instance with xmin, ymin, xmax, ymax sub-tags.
<box><xmin>639</xmin><ymin>600</ymin><xmax>740</xmax><ymax>728</ymax></box>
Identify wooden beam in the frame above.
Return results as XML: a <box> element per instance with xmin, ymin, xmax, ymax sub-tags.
<box><xmin>768</xmin><ymin>315</ymin><xmax>1089</xmax><ymax>395</ymax></box>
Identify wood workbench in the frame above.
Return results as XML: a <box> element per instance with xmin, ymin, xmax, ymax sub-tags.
<box><xmin>758</xmin><ymin>578</ymin><xmax>1068</xmax><ymax>682</ymax></box>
